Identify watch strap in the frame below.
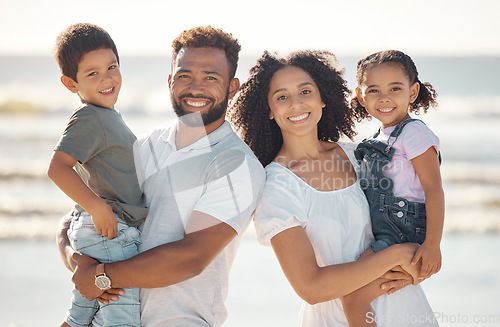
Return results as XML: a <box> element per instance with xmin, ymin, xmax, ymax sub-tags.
<box><xmin>96</xmin><ymin>263</ymin><xmax>105</xmax><ymax>277</ymax></box>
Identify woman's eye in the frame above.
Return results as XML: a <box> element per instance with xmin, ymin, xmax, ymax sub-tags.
<box><xmin>277</xmin><ymin>95</ymin><xmax>287</xmax><ymax>101</ymax></box>
<box><xmin>301</xmin><ymin>89</ymin><xmax>311</xmax><ymax>95</ymax></box>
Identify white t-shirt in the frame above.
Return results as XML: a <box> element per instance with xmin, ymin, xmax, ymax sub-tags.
<box><xmin>254</xmin><ymin>142</ymin><xmax>438</xmax><ymax>327</ymax></box>
<box><xmin>377</xmin><ymin>120</ymin><xmax>440</xmax><ymax>202</ymax></box>
<box><xmin>110</xmin><ymin>120</ymin><xmax>265</xmax><ymax>327</ymax></box>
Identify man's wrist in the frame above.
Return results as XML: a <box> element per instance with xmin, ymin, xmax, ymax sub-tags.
<box><xmin>95</xmin><ymin>263</ymin><xmax>112</xmax><ymax>290</ymax></box>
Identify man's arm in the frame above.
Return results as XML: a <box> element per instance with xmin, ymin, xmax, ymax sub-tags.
<box><xmin>56</xmin><ymin>213</ymin><xmax>77</xmax><ymax>272</ymax></box>
<box><xmin>72</xmin><ymin>211</ymin><xmax>238</xmax><ymax>300</ymax></box>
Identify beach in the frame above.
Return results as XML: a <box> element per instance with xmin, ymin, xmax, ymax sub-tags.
<box><xmin>2</xmin><ymin>231</ymin><xmax>500</xmax><ymax>327</ymax></box>
<box><xmin>1</xmin><ymin>54</ymin><xmax>500</xmax><ymax>326</ymax></box>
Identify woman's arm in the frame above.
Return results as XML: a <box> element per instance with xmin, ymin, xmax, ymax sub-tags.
<box><xmin>411</xmin><ymin>147</ymin><xmax>444</xmax><ymax>278</ymax></box>
<box><xmin>270</xmin><ymin>226</ymin><xmax>418</xmax><ymax>305</ymax></box>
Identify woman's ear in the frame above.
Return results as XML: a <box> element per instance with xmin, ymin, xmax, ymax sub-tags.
<box><xmin>409</xmin><ymin>81</ymin><xmax>420</xmax><ymax>103</ymax></box>
<box><xmin>355</xmin><ymin>88</ymin><xmax>365</xmax><ymax>106</ymax></box>
<box><xmin>269</xmin><ymin>111</ymin><xmax>274</xmax><ymax>120</ymax></box>
<box><xmin>60</xmin><ymin>76</ymin><xmax>78</xmax><ymax>93</ymax></box>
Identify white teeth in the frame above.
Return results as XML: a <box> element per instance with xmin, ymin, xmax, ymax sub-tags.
<box><xmin>186</xmin><ymin>100</ymin><xmax>208</xmax><ymax>107</ymax></box>
<box><xmin>378</xmin><ymin>108</ymin><xmax>394</xmax><ymax>112</ymax></box>
<box><xmin>288</xmin><ymin>112</ymin><xmax>309</xmax><ymax>122</ymax></box>
<box><xmin>100</xmin><ymin>87</ymin><xmax>113</xmax><ymax>93</ymax></box>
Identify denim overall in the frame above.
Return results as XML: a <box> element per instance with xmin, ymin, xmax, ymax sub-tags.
<box><xmin>354</xmin><ymin>119</ymin><xmax>441</xmax><ymax>253</ymax></box>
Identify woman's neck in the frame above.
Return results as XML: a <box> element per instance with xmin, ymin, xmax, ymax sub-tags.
<box><xmin>277</xmin><ymin>133</ymin><xmax>325</xmax><ymax>165</ymax></box>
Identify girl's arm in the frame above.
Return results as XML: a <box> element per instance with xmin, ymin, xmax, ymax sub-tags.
<box><xmin>47</xmin><ymin>150</ymin><xmax>117</xmax><ymax>239</ymax></box>
<box><xmin>270</xmin><ymin>225</ymin><xmax>419</xmax><ymax>305</ymax></box>
<box><xmin>410</xmin><ymin>147</ymin><xmax>445</xmax><ymax>279</ymax></box>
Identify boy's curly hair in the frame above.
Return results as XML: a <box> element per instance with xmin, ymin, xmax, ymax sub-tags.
<box><xmin>54</xmin><ymin>23</ymin><xmax>119</xmax><ymax>82</ymax></box>
<box><xmin>228</xmin><ymin>50</ymin><xmax>363</xmax><ymax>167</ymax></box>
<box><xmin>351</xmin><ymin>50</ymin><xmax>438</xmax><ymax>117</ymax></box>
<box><xmin>171</xmin><ymin>26</ymin><xmax>241</xmax><ymax>79</ymax></box>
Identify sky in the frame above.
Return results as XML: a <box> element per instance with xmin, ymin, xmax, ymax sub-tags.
<box><xmin>1</xmin><ymin>0</ymin><xmax>499</xmax><ymax>58</ymax></box>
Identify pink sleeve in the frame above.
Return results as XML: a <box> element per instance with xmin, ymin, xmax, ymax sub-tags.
<box><xmin>400</xmin><ymin>121</ymin><xmax>440</xmax><ymax>160</ymax></box>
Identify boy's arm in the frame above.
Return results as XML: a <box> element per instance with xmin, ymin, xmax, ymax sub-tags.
<box><xmin>47</xmin><ymin>150</ymin><xmax>117</xmax><ymax>239</ymax></box>
<box><xmin>410</xmin><ymin>147</ymin><xmax>445</xmax><ymax>279</ymax></box>
<box><xmin>71</xmin><ymin>210</ymin><xmax>238</xmax><ymax>301</ymax></box>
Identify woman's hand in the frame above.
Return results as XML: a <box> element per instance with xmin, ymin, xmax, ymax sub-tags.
<box><xmin>380</xmin><ymin>266</ymin><xmax>414</xmax><ymax>294</ymax></box>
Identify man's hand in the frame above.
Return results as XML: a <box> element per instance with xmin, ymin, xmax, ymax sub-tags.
<box><xmin>71</xmin><ymin>252</ymin><xmax>104</xmax><ymax>300</ymax></box>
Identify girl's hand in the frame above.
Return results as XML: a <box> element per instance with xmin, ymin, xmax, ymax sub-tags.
<box><xmin>411</xmin><ymin>241</ymin><xmax>442</xmax><ymax>279</ymax></box>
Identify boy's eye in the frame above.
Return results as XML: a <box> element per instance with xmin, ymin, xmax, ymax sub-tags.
<box><xmin>109</xmin><ymin>65</ymin><xmax>117</xmax><ymax>70</ymax></box>
<box><xmin>206</xmin><ymin>76</ymin><xmax>217</xmax><ymax>81</ymax></box>
<box><xmin>391</xmin><ymin>87</ymin><xmax>401</xmax><ymax>91</ymax></box>
<box><xmin>88</xmin><ymin>72</ymin><xmax>97</xmax><ymax>77</ymax></box>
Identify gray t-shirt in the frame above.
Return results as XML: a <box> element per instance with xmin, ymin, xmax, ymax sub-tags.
<box><xmin>55</xmin><ymin>103</ymin><xmax>147</xmax><ymax>226</ymax></box>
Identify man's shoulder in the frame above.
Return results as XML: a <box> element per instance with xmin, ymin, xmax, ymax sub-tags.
<box><xmin>135</xmin><ymin>121</ymin><xmax>175</xmax><ymax>147</ymax></box>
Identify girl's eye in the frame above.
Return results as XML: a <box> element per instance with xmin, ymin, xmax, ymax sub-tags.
<box><xmin>367</xmin><ymin>89</ymin><xmax>378</xmax><ymax>93</ymax></box>
<box><xmin>277</xmin><ymin>95</ymin><xmax>287</xmax><ymax>101</ymax></box>
<box><xmin>109</xmin><ymin>65</ymin><xmax>117</xmax><ymax>70</ymax></box>
<box><xmin>301</xmin><ymin>89</ymin><xmax>312</xmax><ymax>95</ymax></box>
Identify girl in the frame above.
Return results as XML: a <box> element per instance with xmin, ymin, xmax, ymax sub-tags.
<box><xmin>229</xmin><ymin>50</ymin><xmax>438</xmax><ymax>326</ymax></box>
<box><xmin>343</xmin><ymin>50</ymin><xmax>444</xmax><ymax>325</ymax></box>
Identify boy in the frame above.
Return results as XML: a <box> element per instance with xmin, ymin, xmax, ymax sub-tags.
<box><xmin>47</xmin><ymin>23</ymin><xmax>147</xmax><ymax>327</ymax></box>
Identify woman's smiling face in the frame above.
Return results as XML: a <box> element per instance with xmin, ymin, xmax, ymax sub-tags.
<box><xmin>267</xmin><ymin>66</ymin><xmax>324</xmax><ymax>138</ymax></box>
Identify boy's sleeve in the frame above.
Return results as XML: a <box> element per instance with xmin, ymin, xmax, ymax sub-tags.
<box><xmin>55</xmin><ymin>106</ymin><xmax>107</xmax><ymax>163</ymax></box>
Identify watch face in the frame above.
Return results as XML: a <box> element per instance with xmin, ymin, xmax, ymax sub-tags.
<box><xmin>95</xmin><ymin>275</ymin><xmax>111</xmax><ymax>290</ymax></box>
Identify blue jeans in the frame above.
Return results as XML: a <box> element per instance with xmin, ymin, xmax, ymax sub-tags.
<box><xmin>364</xmin><ymin>189</ymin><xmax>427</xmax><ymax>252</ymax></box>
<box><xmin>355</xmin><ymin>119</ymin><xmax>432</xmax><ymax>253</ymax></box>
<box><xmin>65</xmin><ymin>212</ymin><xmax>141</xmax><ymax>327</ymax></box>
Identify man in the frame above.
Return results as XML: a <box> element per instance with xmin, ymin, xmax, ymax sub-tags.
<box><xmin>56</xmin><ymin>26</ymin><xmax>265</xmax><ymax>326</ymax></box>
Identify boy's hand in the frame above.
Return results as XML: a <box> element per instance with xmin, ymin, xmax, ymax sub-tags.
<box><xmin>411</xmin><ymin>241</ymin><xmax>442</xmax><ymax>280</ymax></box>
<box><xmin>89</xmin><ymin>202</ymin><xmax>118</xmax><ymax>240</ymax></box>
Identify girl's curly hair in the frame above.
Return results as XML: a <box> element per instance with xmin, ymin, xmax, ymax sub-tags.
<box><xmin>351</xmin><ymin>50</ymin><xmax>438</xmax><ymax>117</ymax></box>
<box><xmin>228</xmin><ymin>50</ymin><xmax>364</xmax><ymax>167</ymax></box>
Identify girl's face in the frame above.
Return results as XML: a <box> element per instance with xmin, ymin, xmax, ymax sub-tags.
<box><xmin>356</xmin><ymin>62</ymin><xmax>419</xmax><ymax>128</ymax></box>
<box><xmin>267</xmin><ymin>66</ymin><xmax>325</xmax><ymax>138</ymax></box>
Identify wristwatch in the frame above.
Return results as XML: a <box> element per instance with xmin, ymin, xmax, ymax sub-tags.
<box><xmin>94</xmin><ymin>263</ymin><xmax>111</xmax><ymax>290</ymax></box>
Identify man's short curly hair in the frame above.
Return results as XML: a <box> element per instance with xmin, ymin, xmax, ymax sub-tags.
<box><xmin>171</xmin><ymin>26</ymin><xmax>241</xmax><ymax>79</ymax></box>
<box><xmin>54</xmin><ymin>23</ymin><xmax>119</xmax><ymax>82</ymax></box>
<box><xmin>228</xmin><ymin>50</ymin><xmax>364</xmax><ymax>167</ymax></box>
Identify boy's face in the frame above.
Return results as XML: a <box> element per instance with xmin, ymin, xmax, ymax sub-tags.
<box><xmin>62</xmin><ymin>48</ymin><xmax>121</xmax><ymax>109</ymax></box>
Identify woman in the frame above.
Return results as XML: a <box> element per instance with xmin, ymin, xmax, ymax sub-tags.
<box><xmin>228</xmin><ymin>50</ymin><xmax>437</xmax><ymax>326</ymax></box>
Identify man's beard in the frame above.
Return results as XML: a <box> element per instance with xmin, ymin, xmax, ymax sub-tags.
<box><xmin>171</xmin><ymin>92</ymin><xmax>229</xmax><ymax>128</ymax></box>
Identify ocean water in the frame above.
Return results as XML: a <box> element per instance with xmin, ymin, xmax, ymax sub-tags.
<box><xmin>0</xmin><ymin>54</ymin><xmax>499</xmax><ymax>239</ymax></box>
<box><xmin>1</xmin><ymin>55</ymin><xmax>500</xmax><ymax>326</ymax></box>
